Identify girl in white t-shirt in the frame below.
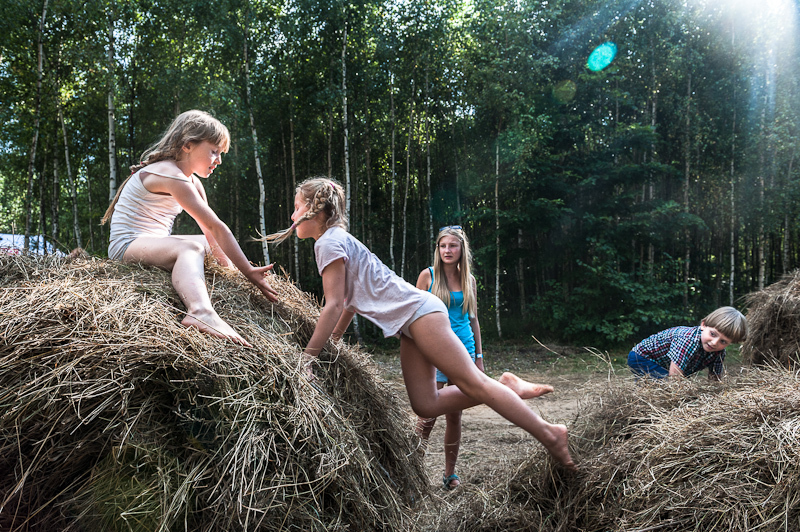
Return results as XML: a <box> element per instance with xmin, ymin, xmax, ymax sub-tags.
<box><xmin>268</xmin><ymin>177</ymin><xmax>576</xmax><ymax>471</ymax></box>
<box><xmin>103</xmin><ymin>110</ymin><xmax>278</xmax><ymax>346</ymax></box>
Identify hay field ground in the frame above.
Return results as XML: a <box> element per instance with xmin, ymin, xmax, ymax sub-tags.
<box><xmin>373</xmin><ymin>343</ymin><xmax>750</xmax><ymax>530</ymax></box>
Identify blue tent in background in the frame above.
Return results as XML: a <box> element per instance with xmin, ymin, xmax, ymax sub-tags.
<box><xmin>0</xmin><ymin>234</ymin><xmax>64</xmax><ymax>256</ymax></box>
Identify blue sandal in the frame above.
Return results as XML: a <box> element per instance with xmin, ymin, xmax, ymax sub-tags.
<box><xmin>442</xmin><ymin>473</ymin><xmax>460</xmax><ymax>490</ymax></box>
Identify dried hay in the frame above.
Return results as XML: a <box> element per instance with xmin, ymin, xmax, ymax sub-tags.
<box><xmin>742</xmin><ymin>270</ymin><xmax>800</xmax><ymax>367</ymax></box>
<box><xmin>442</xmin><ymin>369</ymin><xmax>800</xmax><ymax>532</ymax></box>
<box><xmin>0</xmin><ymin>254</ymin><xmax>427</xmax><ymax>531</ymax></box>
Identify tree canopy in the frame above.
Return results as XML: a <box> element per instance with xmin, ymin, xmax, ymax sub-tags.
<box><xmin>1</xmin><ymin>0</ymin><xmax>798</xmax><ymax>346</ymax></box>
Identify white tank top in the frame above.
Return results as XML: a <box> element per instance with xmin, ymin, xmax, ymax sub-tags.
<box><xmin>108</xmin><ymin>168</ymin><xmax>192</xmax><ymax>260</ymax></box>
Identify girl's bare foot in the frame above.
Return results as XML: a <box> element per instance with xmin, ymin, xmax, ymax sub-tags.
<box><xmin>182</xmin><ymin>313</ymin><xmax>251</xmax><ymax>347</ymax></box>
<box><xmin>498</xmin><ymin>372</ymin><xmax>554</xmax><ymax>399</ymax></box>
<box><xmin>545</xmin><ymin>423</ymin><xmax>577</xmax><ymax>471</ymax></box>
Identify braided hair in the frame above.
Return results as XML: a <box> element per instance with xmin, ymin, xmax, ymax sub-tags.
<box><xmin>267</xmin><ymin>177</ymin><xmax>348</xmax><ymax>244</ymax></box>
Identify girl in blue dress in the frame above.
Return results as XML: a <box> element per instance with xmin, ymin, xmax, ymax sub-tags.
<box><xmin>415</xmin><ymin>226</ymin><xmax>553</xmax><ymax>489</ymax></box>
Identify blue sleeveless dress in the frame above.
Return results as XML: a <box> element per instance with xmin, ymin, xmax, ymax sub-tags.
<box><xmin>427</xmin><ymin>267</ymin><xmax>476</xmax><ymax>383</ymax></box>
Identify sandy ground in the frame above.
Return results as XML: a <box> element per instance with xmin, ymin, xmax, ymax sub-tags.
<box><xmin>380</xmin><ymin>367</ymin><xmax>591</xmax><ymax>494</ymax></box>
<box><xmin>414</xmin><ymin>373</ymin><xmax>585</xmax><ymax>491</ymax></box>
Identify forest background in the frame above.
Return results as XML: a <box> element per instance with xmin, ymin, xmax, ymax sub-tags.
<box><xmin>1</xmin><ymin>0</ymin><xmax>798</xmax><ymax>347</ymax></box>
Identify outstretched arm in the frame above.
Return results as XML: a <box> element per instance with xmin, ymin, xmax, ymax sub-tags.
<box><xmin>157</xmin><ymin>175</ymin><xmax>278</xmax><ymax>301</ymax></box>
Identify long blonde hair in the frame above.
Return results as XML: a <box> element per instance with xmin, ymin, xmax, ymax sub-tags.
<box><xmin>101</xmin><ymin>110</ymin><xmax>230</xmax><ymax>224</ymax></box>
<box><xmin>267</xmin><ymin>177</ymin><xmax>348</xmax><ymax>244</ymax></box>
<box><xmin>430</xmin><ymin>226</ymin><xmax>477</xmax><ymax>317</ymax></box>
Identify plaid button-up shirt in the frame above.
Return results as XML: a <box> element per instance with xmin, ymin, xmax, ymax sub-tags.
<box><xmin>633</xmin><ymin>326</ymin><xmax>725</xmax><ymax>377</ymax></box>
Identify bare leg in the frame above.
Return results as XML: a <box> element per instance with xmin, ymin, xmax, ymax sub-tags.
<box><xmin>415</xmin><ymin>381</ymin><xmax>444</xmax><ymax>443</ymax></box>
<box><xmin>123</xmin><ymin>236</ymin><xmax>250</xmax><ymax>346</ymax></box>
<box><xmin>442</xmin><ymin>404</ymin><xmax>462</xmax><ymax>488</ymax></box>
<box><xmin>401</xmin><ymin>313</ymin><xmax>576</xmax><ymax>470</ymax></box>
<box><xmin>178</xmin><ymin>234</ymin><xmax>235</xmax><ymax>268</ymax></box>
<box><xmin>498</xmin><ymin>372</ymin><xmax>554</xmax><ymax>399</ymax></box>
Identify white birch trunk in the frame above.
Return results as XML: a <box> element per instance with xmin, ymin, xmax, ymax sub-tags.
<box><xmin>107</xmin><ymin>14</ymin><xmax>118</xmax><ymax>202</ymax></box>
<box><xmin>243</xmin><ymin>24</ymin><xmax>270</xmax><ymax>264</ymax></box>
<box><xmin>58</xmin><ymin>103</ymin><xmax>82</xmax><ymax>247</ymax></box>
<box><xmin>290</xmin><ymin>115</ymin><xmax>299</xmax><ymax>280</ymax></box>
<box><xmin>108</xmin><ymin>17</ymin><xmax>117</xmax><ymax>201</ymax></box>
<box><xmin>341</xmin><ymin>20</ymin><xmax>351</xmax><ymax>214</ymax></box>
<box><xmin>26</xmin><ymin>0</ymin><xmax>48</xmax><ymax>252</ymax></box>
<box><xmin>683</xmin><ymin>74</ymin><xmax>691</xmax><ymax>309</ymax></box>
<box><xmin>52</xmin><ymin>149</ymin><xmax>59</xmax><ymax>239</ymax></box>
<box><xmin>783</xmin><ymin>154</ymin><xmax>795</xmax><ymax>273</ymax></box>
<box><xmin>757</xmin><ymin>78</ymin><xmax>768</xmax><ymax>291</ymax></box>
<box><xmin>389</xmin><ymin>72</ymin><xmax>397</xmax><ymax>271</ymax></box>
<box><xmin>494</xmin><ymin>139</ymin><xmax>502</xmax><ymax>339</ymax></box>
<box><xmin>401</xmin><ymin>98</ymin><xmax>415</xmax><ymax>278</ymax></box>
<box><xmin>425</xmin><ymin>71</ymin><xmax>433</xmax><ymax>261</ymax></box>
<box><xmin>517</xmin><ymin>228</ymin><xmax>526</xmax><ymax>317</ymax></box>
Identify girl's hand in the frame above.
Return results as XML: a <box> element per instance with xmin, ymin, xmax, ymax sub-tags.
<box><xmin>243</xmin><ymin>264</ymin><xmax>279</xmax><ymax>302</ymax></box>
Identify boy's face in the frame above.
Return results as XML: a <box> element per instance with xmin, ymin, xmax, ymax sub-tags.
<box><xmin>700</xmin><ymin>321</ymin><xmax>732</xmax><ymax>352</ymax></box>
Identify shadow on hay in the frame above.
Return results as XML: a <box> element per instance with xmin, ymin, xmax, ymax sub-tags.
<box><xmin>0</xmin><ymin>254</ymin><xmax>427</xmax><ymax>532</ymax></box>
<box><xmin>440</xmin><ymin>369</ymin><xmax>800</xmax><ymax>532</ymax></box>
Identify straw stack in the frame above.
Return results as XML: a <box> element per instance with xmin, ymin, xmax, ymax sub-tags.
<box><xmin>443</xmin><ymin>370</ymin><xmax>800</xmax><ymax>532</ymax></box>
<box><xmin>742</xmin><ymin>270</ymin><xmax>800</xmax><ymax>367</ymax></box>
<box><xmin>0</xmin><ymin>254</ymin><xmax>426</xmax><ymax>532</ymax></box>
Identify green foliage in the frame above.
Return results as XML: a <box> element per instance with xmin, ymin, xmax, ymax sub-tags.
<box><xmin>0</xmin><ymin>0</ymin><xmax>798</xmax><ymax>346</ymax></box>
<box><xmin>532</xmin><ymin>241</ymin><xmax>691</xmax><ymax>345</ymax></box>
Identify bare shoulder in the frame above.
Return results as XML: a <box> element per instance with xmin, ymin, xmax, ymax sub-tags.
<box><xmin>142</xmin><ymin>160</ymin><xmax>185</xmax><ymax>178</ymax></box>
<box><xmin>416</xmin><ymin>266</ymin><xmax>432</xmax><ymax>290</ymax></box>
<box><xmin>140</xmin><ymin>162</ymin><xmax>194</xmax><ymax>195</ymax></box>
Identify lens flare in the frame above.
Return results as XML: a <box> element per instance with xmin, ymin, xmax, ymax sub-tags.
<box><xmin>587</xmin><ymin>42</ymin><xmax>618</xmax><ymax>71</ymax></box>
<box><xmin>553</xmin><ymin>80</ymin><xmax>577</xmax><ymax>104</ymax></box>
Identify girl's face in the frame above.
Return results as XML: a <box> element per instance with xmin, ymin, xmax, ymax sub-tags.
<box><xmin>291</xmin><ymin>191</ymin><xmax>325</xmax><ymax>239</ymax></box>
<box><xmin>181</xmin><ymin>140</ymin><xmax>223</xmax><ymax>178</ymax></box>
<box><xmin>438</xmin><ymin>235</ymin><xmax>463</xmax><ymax>265</ymax></box>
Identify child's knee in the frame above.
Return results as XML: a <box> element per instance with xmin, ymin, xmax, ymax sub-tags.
<box><xmin>178</xmin><ymin>239</ymin><xmax>207</xmax><ymax>258</ymax></box>
<box><xmin>410</xmin><ymin>402</ymin><xmax>438</xmax><ymax>420</ymax></box>
<box><xmin>449</xmin><ymin>372</ymin><xmax>491</xmax><ymax>400</ymax></box>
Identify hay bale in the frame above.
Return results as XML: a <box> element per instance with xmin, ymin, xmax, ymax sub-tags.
<box><xmin>741</xmin><ymin>270</ymin><xmax>800</xmax><ymax>367</ymax></box>
<box><xmin>0</xmin><ymin>254</ymin><xmax>426</xmax><ymax>531</ymax></box>
<box><xmin>443</xmin><ymin>370</ymin><xmax>800</xmax><ymax>532</ymax></box>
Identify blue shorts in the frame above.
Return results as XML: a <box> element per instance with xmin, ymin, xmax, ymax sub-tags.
<box><xmin>628</xmin><ymin>350</ymin><xmax>668</xmax><ymax>379</ymax></box>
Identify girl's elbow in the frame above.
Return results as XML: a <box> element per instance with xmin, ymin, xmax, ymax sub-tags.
<box><xmin>326</xmin><ymin>300</ymin><xmax>345</xmax><ymax>314</ymax></box>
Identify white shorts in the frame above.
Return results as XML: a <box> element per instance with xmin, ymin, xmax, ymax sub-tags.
<box><xmin>399</xmin><ymin>293</ymin><xmax>448</xmax><ymax>339</ymax></box>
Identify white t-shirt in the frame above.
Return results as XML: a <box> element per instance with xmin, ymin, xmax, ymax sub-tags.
<box><xmin>314</xmin><ymin>227</ymin><xmax>428</xmax><ymax>337</ymax></box>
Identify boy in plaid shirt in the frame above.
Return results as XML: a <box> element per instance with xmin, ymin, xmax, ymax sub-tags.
<box><xmin>628</xmin><ymin>306</ymin><xmax>747</xmax><ymax>380</ymax></box>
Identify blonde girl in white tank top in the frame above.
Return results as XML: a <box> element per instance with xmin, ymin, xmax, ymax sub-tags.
<box><xmin>103</xmin><ymin>110</ymin><xmax>278</xmax><ymax>346</ymax></box>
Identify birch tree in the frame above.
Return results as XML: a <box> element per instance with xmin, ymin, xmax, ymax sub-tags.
<box><xmin>106</xmin><ymin>10</ymin><xmax>118</xmax><ymax>203</ymax></box>
<box><xmin>25</xmin><ymin>0</ymin><xmax>48</xmax><ymax>251</ymax></box>
<box><xmin>242</xmin><ymin>19</ymin><xmax>270</xmax><ymax>264</ymax></box>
